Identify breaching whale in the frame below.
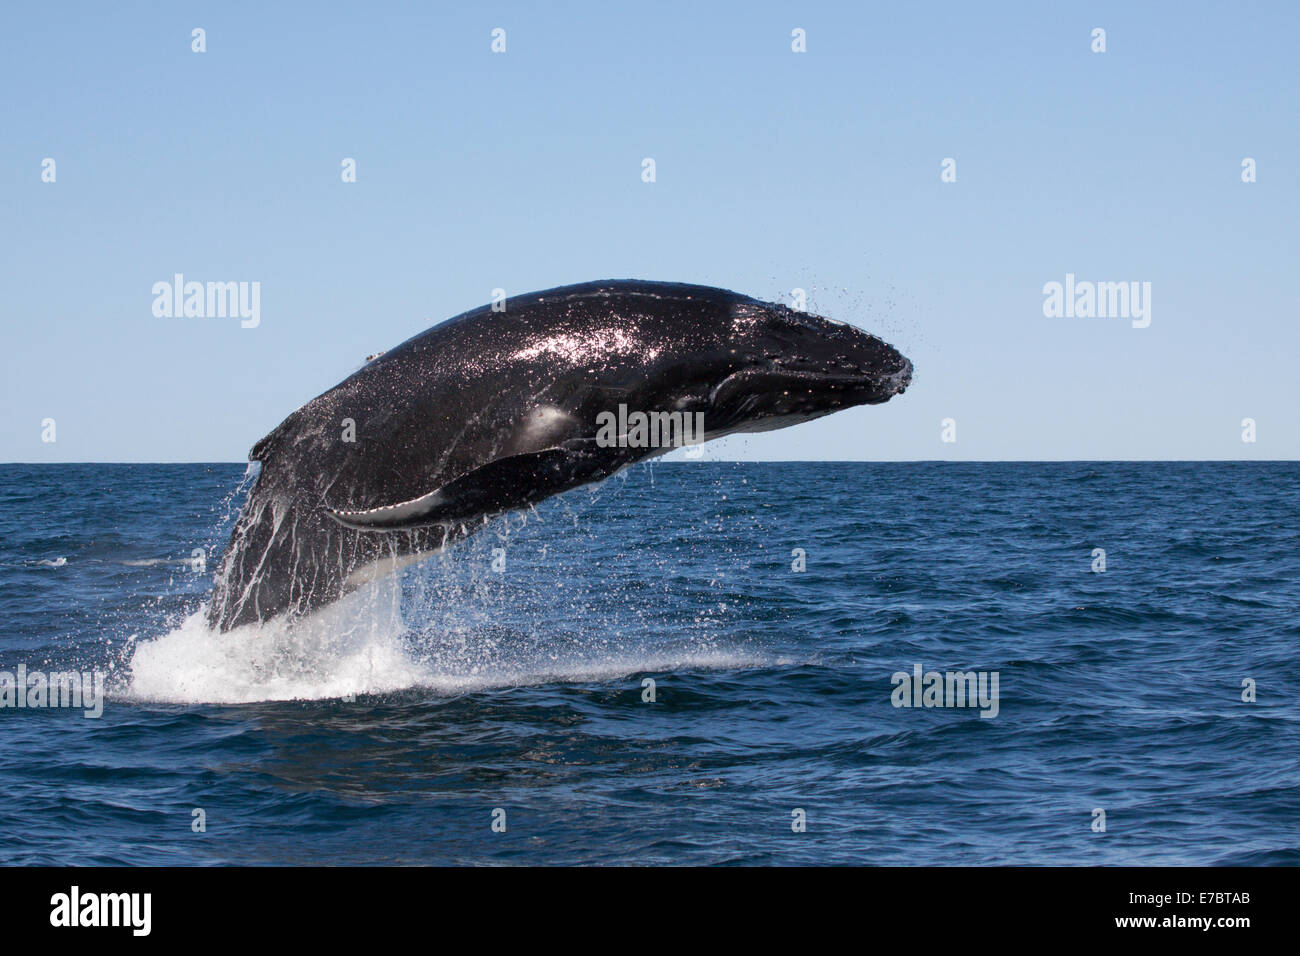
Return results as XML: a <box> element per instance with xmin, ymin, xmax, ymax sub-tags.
<box><xmin>206</xmin><ymin>280</ymin><xmax>912</xmax><ymax>631</ymax></box>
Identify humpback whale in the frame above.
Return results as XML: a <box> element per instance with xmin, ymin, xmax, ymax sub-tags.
<box><xmin>206</xmin><ymin>280</ymin><xmax>912</xmax><ymax>631</ymax></box>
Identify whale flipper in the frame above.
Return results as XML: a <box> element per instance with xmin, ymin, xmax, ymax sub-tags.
<box><xmin>326</xmin><ymin>447</ymin><xmax>592</xmax><ymax>531</ymax></box>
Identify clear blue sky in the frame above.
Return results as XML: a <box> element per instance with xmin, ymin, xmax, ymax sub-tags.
<box><xmin>3</xmin><ymin>1</ymin><xmax>1297</xmax><ymax>461</ymax></box>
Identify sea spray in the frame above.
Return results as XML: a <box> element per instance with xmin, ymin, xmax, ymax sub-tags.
<box><xmin>127</xmin><ymin>574</ymin><xmax>416</xmax><ymax>704</ymax></box>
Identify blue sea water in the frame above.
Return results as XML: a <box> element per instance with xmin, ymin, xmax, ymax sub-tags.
<box><xmin>0</xmin><ymin>461</ymin><xmax>1296</xmax><ymax>866</ymax></box>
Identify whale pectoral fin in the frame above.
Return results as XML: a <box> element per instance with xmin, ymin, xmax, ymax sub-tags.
<box><xmin>327</xmin><ymin>487</ymin><xmax>448</xmax><ymax>530</ymax></box>
<box><xmin>326</xmin><ymin>447</ymin><xmax>582</xmax><ymax>532</ymax></box>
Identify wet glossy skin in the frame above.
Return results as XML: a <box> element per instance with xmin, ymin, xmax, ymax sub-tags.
<box><xmin>207</xmin><ymin>280</ymin><xmax>912</xmax><ymax>631</ymax></box>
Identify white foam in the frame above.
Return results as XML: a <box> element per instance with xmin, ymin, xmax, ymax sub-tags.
<box><xmin>124</xmin><ymin>577</ymin><xmax>766</xmax><ymax>705</ymax></box>
<box><xmin>126</xmin><ymin>579</ymin><xmax>416</xmax><ymax>704</ymax></box>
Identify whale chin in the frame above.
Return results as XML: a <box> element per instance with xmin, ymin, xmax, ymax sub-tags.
<box><xmin>708</xmin><ymin>358</ymin><xmax>913</xmax><ymax>434</ymax></box>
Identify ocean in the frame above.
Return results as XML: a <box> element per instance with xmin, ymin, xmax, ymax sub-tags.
<box><xmin>0</xmin><ymin>461</ymin><xmax>1296</xmax><ymax>865</ymax></box>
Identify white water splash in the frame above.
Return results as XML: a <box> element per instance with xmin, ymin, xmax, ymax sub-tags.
<box><xmin>125</xmin><ymin>574</ymin><xmax>767</xmax><ymax>705</ymax></box>
<box><xmin>126</xmin><ymin>467</ymin><xmax>770</xmax><ymax>706</ymax></box>
<box><xmin>127</xmin><ymin>578</ymin><xmax>422</xmax><ymax>704</ymax></box>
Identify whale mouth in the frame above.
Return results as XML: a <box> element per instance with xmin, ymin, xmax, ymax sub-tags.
<box><xmin>709</xmin><ymin>355</ymin><xmax>912</xmax><ymax>429</ymax></box>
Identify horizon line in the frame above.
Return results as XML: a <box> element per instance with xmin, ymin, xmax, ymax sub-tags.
<box><xmin>1</xmin><ymin>458</ymin><xmax>1295</xmax><ymax>466</ymax></box>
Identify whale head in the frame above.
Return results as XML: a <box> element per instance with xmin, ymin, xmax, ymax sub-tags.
<box><xmin>593</xmin><ymin>289</ymin><xmax>912</xmax><ymax>444</ymax></box>
<box><xmin>697</xmin><ymin>298</ymin><xmax>912</xmax><ymax>436</ymax></box>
